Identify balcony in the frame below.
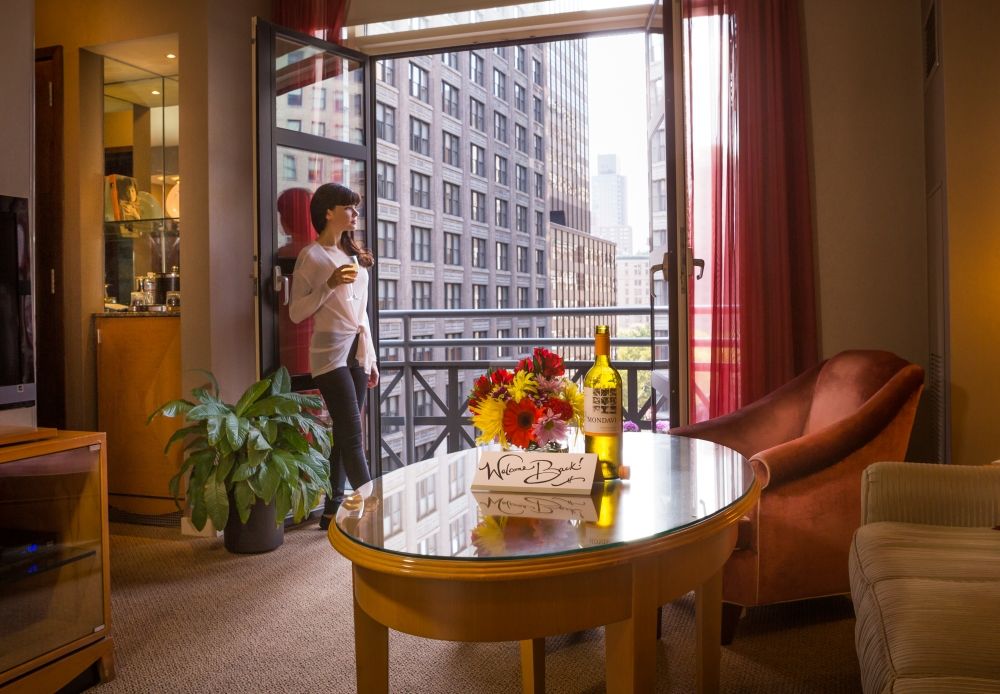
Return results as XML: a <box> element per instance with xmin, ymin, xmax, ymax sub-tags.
<box><xmin>376</xmin><ymin>305</ymin><xmax>669</xmax><ymax>471</ymax></box>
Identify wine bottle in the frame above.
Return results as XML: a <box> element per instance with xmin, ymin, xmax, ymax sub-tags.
<box><xmin>583</xmin><ymin>325</ymin><xmax>623</xmax><ymax>480</ymax></box>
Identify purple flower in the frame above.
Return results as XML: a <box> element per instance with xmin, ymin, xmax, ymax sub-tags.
<box><xmin>533</xmin><ymin>410</ymin><xmax>568</xmax><ymax>447</ymax></box>
<box><xmin>655</xmin><ymin>420</ymin><xmax>669</xmax><ymax>433</ymax></box>
<box><xmin>622</xmin><ymin>420</ymin><xmax>640</xmax><ymax>432</ymax></box>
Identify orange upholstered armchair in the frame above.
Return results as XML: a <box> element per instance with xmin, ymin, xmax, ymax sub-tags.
<box><xmin>669</xmin><ymin>350</ymin><xmax>924</xmax><ymax>642</ymax></box>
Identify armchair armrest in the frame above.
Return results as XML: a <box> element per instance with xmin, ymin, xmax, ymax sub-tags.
<box><xmin>861</xmin><ymin>461</ymin><xmax>1000</xmax><ymax>527</ymax></box>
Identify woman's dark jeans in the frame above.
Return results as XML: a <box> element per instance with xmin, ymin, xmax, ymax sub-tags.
<box><xmin>313</xmin><ymin>364</ymin><xmax>371</xmax><ymax>514</ymax></box>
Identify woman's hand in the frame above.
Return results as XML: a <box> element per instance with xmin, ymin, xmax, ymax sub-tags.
<box><xmin>368</xmin><ymin>364</ymin><xmax>379</xmax><ymax>388</ymax></box>
<box><xmin>326</xmin><ymin>263</ymin><xmax>358</xmax><ymax>289</ymax></box>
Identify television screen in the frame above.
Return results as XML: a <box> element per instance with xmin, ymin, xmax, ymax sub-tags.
<box><xmin>0</xmin><ymin>195</ymin><xmax>34</xmax><ymax>409</ymax></box>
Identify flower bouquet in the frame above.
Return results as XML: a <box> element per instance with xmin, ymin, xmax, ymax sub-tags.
<box><xmin>467</xmin><ymin>347</ymin><xmax>583</xmax><ymax>451</ymax></box>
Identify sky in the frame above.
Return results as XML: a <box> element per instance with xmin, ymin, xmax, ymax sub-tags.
<box><xmin>586</xmin><ymin>32</ymin><xmax>650</xmax><ymax>253</ymax></box>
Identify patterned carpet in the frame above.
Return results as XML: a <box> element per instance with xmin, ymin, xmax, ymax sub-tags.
<box><xmin>92</xmin><ymin>522</ymin><xmax>861</xmax><ymax>693</ymax></box>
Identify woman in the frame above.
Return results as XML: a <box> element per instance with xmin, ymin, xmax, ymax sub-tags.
<box><xmin>288</xmin><ymin>183</ymin><xmax>378</xmax><ymax>530</ymax></box>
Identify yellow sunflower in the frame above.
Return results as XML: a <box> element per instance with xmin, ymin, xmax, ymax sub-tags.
<box><xmin>508</xmin><ymin>370</ymin><xmax>537</xmax><ymax>403</ymax></box>
<box><xmin>562</xmin><ymin>380</ymin><xmax>585</xmax><ymax>429</ymax></box>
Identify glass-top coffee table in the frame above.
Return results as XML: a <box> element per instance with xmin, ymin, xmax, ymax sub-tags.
<box><xmin>329</xmin><ymin>432</ymin><xmax>759</xmax><ymax>693</ymax></box>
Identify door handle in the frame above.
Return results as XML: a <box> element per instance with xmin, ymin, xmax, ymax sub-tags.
<box><xmin>272</xmin><ymin>266</ymin><xmax>289</xmax><ymax>306</ymax></box>
<box><xmin>685</xmin><ymin>248</ymin><xmax>705</xmax><ymax>280</ymax></box>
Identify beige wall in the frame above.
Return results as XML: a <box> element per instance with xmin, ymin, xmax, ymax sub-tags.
<box><xmin>35</xmin><ymin>0</ymin><xmax>267</xmax><ymax>428</ymax></box>
<box><xmin>801</xmin><ymin>0</ymin><xmax>933</xmax><ymax>459</ymax></box>
<box><xmin>938</xmin><ymin>0</ymin><xmax>1000</xmax><ymax>465</ymax></box>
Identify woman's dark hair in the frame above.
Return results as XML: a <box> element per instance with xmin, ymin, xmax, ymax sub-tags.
<box><xmin>309</xmin><ymin>183</ymin><xmax>373</xmax><ymax>267</ymax></box>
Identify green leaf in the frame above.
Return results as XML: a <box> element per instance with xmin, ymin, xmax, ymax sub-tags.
<box><xmin>235</xmin><ymin>377</ymin><xmax>271</xmax><ymax>417</ymax></box>
<box><xmin>205</xmin><ymin>415</ymin><xmax>222</xmax><ymax>445</ymax></box>
<box><xmin>234</xmin><ymin>480</ymin><xmax>256</xmax><ymax>524</ymax></box>
<box><xmin>261</xmin><ymin>419</ymin><xmax>278</xmax><ymax>444</ymax></box>
<box><xmin>284</xmin><ymin>391</ymin><xmax>323</xmax><ymax>409</ymax></box>
<box><xmin>188</xmin><ymin>369</ymin><xmax>220</xmax><ymax>398</ymax></box>
<box><xmin>191</xmin><ymin>501</ymin><xmax>209</xmax><ymax>532</ymax></box>
<box><xmin>231</xmin><ymin>461</ymin><xmax>254</xmax><ymax>482</ymax></box>
<box><xmin>257</xmin><ymin>461</ymin><xmax>282</xmax><ymax>503</ymax></box>
<box><xmin>215</xmin><ymin>454</ymin><xmax>235</xmax><ymax>483</ymax></box>
<box><xmin>248</xmin><ymin>428</ymin><xmax>272</xmax><ymax>452</ymax></box>
<box><xmin>270</xmin><ymin>366</ymin><xmax>291</xmax><ymax>396</ymax></box>
<box><xmin>243</xmin><ymin>396</ymin><xmax>301</xmax><ymax>418</ymax></box>
<box><xmin>224</xmin><ymin>413</ymin><xmax>241</xmax><ymax>448</ymax></box>
<box><xmin>273</xmin><ymin>485</ymin><xmax>292</xmax><ymax>527</ymax></box>
<box><xmin>204</xmin><ymin>477</ymin><xmax>229</xmax><ymax>532</ymax></box>
<box><xmin>188</xmin><ymin>449</ymin><xmax>217</xmax><ymax>483</ymax></box>
<box><xmin>187</xmin><ymin>402</ymin><xmax>232</xmax><ymax>420</ymax></box>
<box><xmin>162</xmin><ymin>424</ymin><xmax>204</xmax><ymax>454</ymax></box>
<box><xmin>168</xmin><ymin>472</ymin><xmax>182</xmax><ymax>505</ymax></box>
<box><xmin>147</xmin><ymin>399</ymin><xmax>194</xmax><ymax>424</ymax></box>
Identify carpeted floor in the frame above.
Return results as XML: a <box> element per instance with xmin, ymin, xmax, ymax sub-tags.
<box><xmin>92</xmin><ymin>522</ymin><xmax>862</xmax><ymax>693</ymax></box>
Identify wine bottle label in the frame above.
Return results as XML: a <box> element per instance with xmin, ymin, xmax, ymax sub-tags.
<box><xmin>584</xmin><ymin>386</ymin><xmax>621</xmax><ymax>434</ymax></box>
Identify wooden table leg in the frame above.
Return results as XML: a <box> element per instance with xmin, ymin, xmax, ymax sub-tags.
<box><xmin>354</xmin><ymin>592</ymin><xmax>389</xmax><ymax>694</ymax></box>
<box><xmin>520</xmin><ymin>638</ymin><xmax>545</xmax><ymax>693</ymax></box>
<box><xmin>695</xmin><ymin>568</ymin><xmax>723</xmax><ymax>694</ymax></box>
<box><xmin>604</xmin><ymin>601</ymin><xmax>657</xmax><ymax>693</ymax></box>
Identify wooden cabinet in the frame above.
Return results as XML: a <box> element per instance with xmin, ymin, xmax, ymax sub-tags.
<box><xmin>95</xmin><ymin>315</ymin><xmax>183</xmax><ymax>515</ymax></box>
<box><xmin>0</xmin><ymin>431</ymin><xmax>114</xmax><ymax>692</ymax></box>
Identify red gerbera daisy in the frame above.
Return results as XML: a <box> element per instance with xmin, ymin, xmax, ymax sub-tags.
<box><xmin>543</xmin><ymin>396</ymin><xmax>574</xmax><ymax>421</ymax></box>
<box><xmin>502</xmin><ymin>398</ymin><xmax>540</xmax><ymax>449</ymax></box>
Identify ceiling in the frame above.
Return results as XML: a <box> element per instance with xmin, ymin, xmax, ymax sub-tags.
<box><xmin>345</xmin><ymin>0</ymin><xmax>531</xmax><ymax>25</ymax></box>
<box><xmin>89</xmin><ymin>33</ymin><xmax>179</xmax><ymax>80</ymax></box>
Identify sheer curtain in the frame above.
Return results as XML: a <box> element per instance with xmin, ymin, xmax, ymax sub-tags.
<box><xmin>682</xmin><ymin>0</ymin><xmax>818</xmax><ymax>422</ymax></box>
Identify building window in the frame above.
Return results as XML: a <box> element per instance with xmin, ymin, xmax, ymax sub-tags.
<box><xmin>497</xmin><ymin>327</ymin><xmax>510</xmax><ymax>356</ymax></box>
<box><xmin>410</xmin><ymin>117</ymin><xmax>430</xmax><ymax>155</ymax></box>
<box><xmin>534</xmin><ymin>172</ymin><xmax>544</xmax><ymax>198</ymax></box>
<box><xmin>378</xmin><ymin>279</ymin><xmax>397</xmax><ymax>310</ymax></box>
<box><xmin>416</xmin><ymin>475</ymin><xmax>437</xmax><ymax>519</ymax></box>
<box><xmin>313</xmin><ymin>87</ymin><xmax>326</xmax><ymax>110</ymax></box>
<box><xmin>515</xmin><ymin>46</ymin><xmax>526</xmax><ymax>72</ymax></box>
<box><xmin>469</xmin><ymin>97</ymin><xmax>485</xmax><ymax>131</ymax></box>
<box><xmin>377</xmin><ymin>59</ymin><xmax>395</xmax><ymax>85</ymax></box>
<box><xmin>495</xmin><ymin>198</ymin><xmax>509</xmax><ymax>228</ymax></box>
<box><xmin>515</xmin><ymin>165</ymin><xmax>528</xmax><ymax>193</ymax></box>
<box><xmin>494</xmin><ymin>45</ymin><xmax>506</xmax><ymax>59</ymax></box>
<box><xmin>472</xmin><ymin>329</ymin><xmax>487</xmax><ymax>360</ymax></box>
<box><xmin>413</xmin><ymin>341</ymin><xmax>434</xmax><ymax>363</ymax></box>
<box><xmin>376</xmin><ymin>102</ymin><xmax>395</xmax><ymax>143</ymax></box>
<box><xmin>412</xmin><ymin>281</ymin><xmax>432</xmax><ymax>309</ymax></box>
<box><xmin>409</xmin><ymin>62</ymin><xmax>429</xmax><ymax>102</ymax></box>
<box><xmin>414</xmin><ymin>388</ymin><xmax>434</xmax><ymax>415</ymax></box>
<box><xmin>281</xmin><ymin>154</ymin><xmax>296</xmax><ymax>180</ymax></box>
<box><xmin>411</xmin><ymin>226</ymin><xmax>432</xmax><ymax>262</ymax></box>
<box><xmin>517</xmin><ymin>286</ymin><xmax>529</xmax><ymax>308</ymax></box>
<box><xmin>493</xmin><ymin>68</ymin><xmax>506</xmax><ymax>101</ymax></box>
<box><xmin>534</xmin><ymin>134</ymin><xmax>544</xmax><ymax>160</ymax></box>
<box><xmin>448</xmin><ymin>458</ymin><xmax>466</xmax><ymax>499</ymax></box>
<box><xmin>470</xmin><ymin>52</ymin><xmax>484</xmax><ymax>85</ymax></box>
<box><xmin>537</xmin><ymin>324</ymin><xmax>546</xmax><ymax>337</ymax></box>
<box><xmin>495</xmin><ymin>241</ymin><xmax>509</xmax><ymax>271</ymax></box>
<box><xmin>411</xmin><ymin>172</ymin><xmax>431</xmax><ymax>208</ymax></box>
<box><xmin>287</xmin><ymin>88</ymin><xmax>302</xmax><ymax>106</ymax></box>
<box><xmin>416</xmin><ymin>535</ymin><xmax>438</xmax><ymax>556</ymax></box>
<box><xmin>535</xmin><ymin>249</ymin><xmax>545</xmax><ymax>274</ymax></box>
<box><xmin>473</xmin><ymin>283</ymin><xmax>488</xmax><ymax>309</ymax></box>
<box><xmin>494</xmin><ymin>155</ymin><xmax>508</xmax><ymax>186</ymax></box>
<box><xmin>535</xmin><ymin>210</ymin><xmax>545</xmax><ymax>236</ymax></box>
<box><xmin>470</xmin><ymin>144</ymin><xmax>486</xmax><ymax>177</ymax></box>
<box><xmin>445</xmin><ymin>332</ymin><xmax>463</xmax><ymax>361</ymax></box>
<box><xmin>384</xmin><ymin>492</ymin><xmax>403</xmax><ymax>537</ymax></box>
<box><xmin>443</xmin><ymin>182</ymin><xmax>461</xmax><ymax>216</ymax></box>
<box><xmin>517</xmin><ymin>245</ymin><xmax>529</xmax><ymax>273</ymax></box>
<box><xmin>532</xmin><ymin>57</ymin><xmax>543</xmax><ymax>85</ymax></box>
<box><xmin>442</xmin><ymin>81</ymin><xmax>460</xmax><ymax>118</ymax></box>
<box><xmin>307</xmin><ymin>157</ymin><xmax>323</xmax><ymax>183</ymax></box>
<box><xmin>493</xmin><ymin>111</ymin><xmax>507</xmax><ymax>143</ymax></box>
<box><xmin>376</xmin><ymin>161</ymin><xmax>396</xmax><ymax>200</ymax></box>
<box><xmin>514</xmin><ymin>83</ymin><xmax>526</xmax><ymax>112</ymax></box>
<box><xmin>472</xmin><ymin>237</ymin><xmax>487</xmax><ymax>269</ymax></box>
<box><xmin>533</xmin><ymin>96</ymin><xmax>544</xmax><ymax>123</ymax></box>
<box><xmin>445</xmin><ymin>283</ymin><xmax>462</xmax><ymax>309</ymax></box>
<box><xmin>286</xmin><ymin>119</ymin><xmax>302</xmax><ymax>131</ymax></box>
<box><xmin>515</xmin><ymin>205</ymin><xmax>528</xmax><ymax>233</ymax></box>
<box><xmin>377</xmin><ymin>220</ymin><xmax>397</xmax><ymax>259</ymax></box>
<box><xmin>652</xmin><ymin>127</ymin><xmax>666</xmax><ymax>163</ymax></box>
<box><xmin>443</xmin><ymin>132</ymin><xmax>461</xmax><ymax>167</ymax></box>
<box><xmin>515</xmin><ymin>124</ymin><xmax>527</xmax><ymax>153</ymax></box>
<box><xmin>652</xmin><ymin>179</ymin><xmax>667</xmax><ymax>212</ymax></box>
<box><xmin>449</xmin><ymin>515</ymin><xmax>468</xmax><ymax>555</ymax></box>
<box><xmin>442</xmin><ymin>51</ymin><xmax>460</xmax><ymax>70</ymax></box>
<box><xmin>414</xmin><ymin>440</ymin><xmax>435</xmax><ymax>459</ymax></box>
<box><xmin>443</xmin><ymin>232</ymin><xmax>461</xmax><ymax>266</ymax></box>
<box><xmin>312</xmin><ymin>121</ymin><xmax>326</xmax><ymax>137</ymax></box>
<box><xmin>471</xmin><ymin>191</ymin><xmax>487</xmax><ymax>223</ymax></box>
<box><xmin>536</xmin><ymin>287</ymin><xmax>545</xmax><ymax>307</ymax></box>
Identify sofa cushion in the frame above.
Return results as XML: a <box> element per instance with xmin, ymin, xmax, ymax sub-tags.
<box><xmin>850</xmin><ymin>522</ymin><xmax>1000</xmax><ymax>694</ymax></box>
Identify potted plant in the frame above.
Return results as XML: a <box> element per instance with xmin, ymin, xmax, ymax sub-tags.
<box><xmin>149</xmin><ymin>366</ymin><xmax>332</xmax><ymax>553</ymax></box>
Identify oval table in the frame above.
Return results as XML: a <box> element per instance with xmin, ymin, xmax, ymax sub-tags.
<box><xmin>328</xmin><ymin>432</ymin><xmax>758</xmax><ymax>693</ymax></box>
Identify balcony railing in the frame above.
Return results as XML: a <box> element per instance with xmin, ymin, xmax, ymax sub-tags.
<box><xmin>375</xmin><ymin>305</ymin><xmax>669</xmax><ymax>470</ymax></box>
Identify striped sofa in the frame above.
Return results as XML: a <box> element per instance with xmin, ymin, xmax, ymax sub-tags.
<box><xmin>849</xmin><ymin>461</ymin><xmax>1000</xmax><ymax>693</ymax></box>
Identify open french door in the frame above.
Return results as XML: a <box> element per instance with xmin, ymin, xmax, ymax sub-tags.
<box><xmin>252</xmin><ymin>19</ymin><xmax>380</xmax><ymax>467</ymax></box>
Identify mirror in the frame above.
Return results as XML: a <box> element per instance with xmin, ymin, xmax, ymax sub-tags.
<box><xmin>102</xmin><ymin>56</ymin><xmax>179</xmax><ymax>309</ymax></box>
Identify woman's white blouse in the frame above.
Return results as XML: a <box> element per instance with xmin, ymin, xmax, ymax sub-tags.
<box><xmin>288</xmin><ymin>241</ymin><xmax>376</xmax><ymax>377</ymax></box>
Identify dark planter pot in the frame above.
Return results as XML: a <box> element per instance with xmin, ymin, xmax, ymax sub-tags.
<box><xmin>223</xmin><ymin>496</ymin><xmax>284</xmax><ymax>554</ymax></box>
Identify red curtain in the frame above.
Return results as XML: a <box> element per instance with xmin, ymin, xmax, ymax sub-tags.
<box><xmin>272</xmin><ymin>0</ymin><xmax>349</xmax><ymax>43</ymax></box>
<box><xmin>682</xmin><ymin>0</ymin><xmax>818</xmax><ymax>421</ymax></box>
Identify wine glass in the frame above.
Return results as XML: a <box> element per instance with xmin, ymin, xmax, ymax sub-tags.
<box><xmin>347</xmin><ymin>255</ymin><xmax>359</xmax><ymax>301</ymax></box>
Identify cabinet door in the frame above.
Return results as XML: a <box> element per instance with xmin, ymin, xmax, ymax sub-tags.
<box><xmin>0</xmin><ymin>443</ymin><xmax>105</xmax><ymax>676</ymax></box>
<box><xmin>96</xmin><ymin>316</ymin><xmax>183</xmax><ymax>513</ymax></box>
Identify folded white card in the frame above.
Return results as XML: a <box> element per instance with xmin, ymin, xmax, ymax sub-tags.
<box><xmin>471</xmin><ymin>450</ymin><xmax>598</xmax><ymax>494</ymax></box>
